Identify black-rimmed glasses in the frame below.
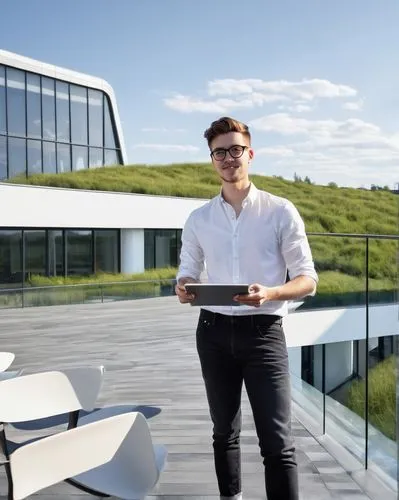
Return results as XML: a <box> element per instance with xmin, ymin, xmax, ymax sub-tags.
<box><xmin>210</xmin><ymin>145</ymin><xmax>248</xmax><ymax>161</ymax></box>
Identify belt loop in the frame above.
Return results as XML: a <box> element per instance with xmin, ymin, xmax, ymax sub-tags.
<box><xmin>250</xmin><ymin>315</ymin><xmax>254</xmax><ymax>329</ymax></box>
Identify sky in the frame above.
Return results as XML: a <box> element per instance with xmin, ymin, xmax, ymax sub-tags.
<box><xmin>1</xmin><ymin>0</ymin><xmax>398</xmax><ymax>188</ymax></box>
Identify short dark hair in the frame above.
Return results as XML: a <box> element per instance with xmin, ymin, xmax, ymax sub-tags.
<box><xmin>203</xmin><ymin>117</ymin><xmax>251</xmax><ymax>148</ymax></box>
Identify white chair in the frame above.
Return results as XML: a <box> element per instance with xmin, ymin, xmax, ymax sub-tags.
<box><xmin>0</xmin><ymin>366</ymin><xmax>104</xmax><ymax>440</ymax></box>
<box><xmin>9</xmin><ymin>411</ymin><xmax>167</xmax><ymax>500</ymax></box>
<box><xmin>0</xmin><ymin>367</ymin><xmax>104</xmax><ymax>428</ymax></box>
<box><xmin>0</xmin><ymin>371</ymin><xmax>167</xmax><ymax>499</ymax></box>
<box><xmin>0</xmin><ymin>352</ymin><xmax>21</xmax><ymax>382</ymax></box>
<box><xmin>0</xmin><ymin>352</ymin><xmax>15</xmax><ymax>372</ymax></box>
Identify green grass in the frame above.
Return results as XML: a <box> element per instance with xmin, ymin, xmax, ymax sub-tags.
<box><xmin>346</xmin><ymin>355</ymin><xmax>396</xmax><ymax>440</ymax></box>
<box><xmin>9</xmin><ymin>162</ymin><xmax>397</xmax><ymax>234</ymax></box>
<box><xmin>7</xmin><ymin>163</ymin><xmax>398</xmax><ymax>288</ymax></box>
<box><xmin>27</xmin><ymin>268</ymin><xmax>177</xmax><ymax>286</ymax></box>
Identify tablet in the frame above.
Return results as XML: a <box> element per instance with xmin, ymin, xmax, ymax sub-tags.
<box><xmin>185</xmin><ymin>283</ymin><xmax>249</xmax><ymax>306</ymax></box>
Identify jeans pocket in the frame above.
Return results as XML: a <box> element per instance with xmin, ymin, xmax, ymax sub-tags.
<box><xmin>255</xmin><ymin>321</ymin><xmax>284</xmax><ymax>340</ymax></box>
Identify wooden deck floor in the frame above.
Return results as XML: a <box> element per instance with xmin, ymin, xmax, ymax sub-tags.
<box><xmin>0</xmin><ymin>297</ymin><xmax>389</xmax><ymax>499</ymax></box>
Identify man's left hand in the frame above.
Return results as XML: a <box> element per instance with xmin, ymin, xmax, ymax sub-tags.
<box><xmin>233</xmin><ymin>283</ymin><xmax>273</xmax><ymax>307</ymax></box>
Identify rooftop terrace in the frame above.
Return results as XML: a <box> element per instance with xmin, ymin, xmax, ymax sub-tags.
<box><xmin>0</xmin><ymin>297</ymin><xmax>396</xmax><ymax>499</ymax></box>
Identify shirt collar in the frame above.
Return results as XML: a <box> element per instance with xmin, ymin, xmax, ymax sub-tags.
<box><xmin>218</xmin><ymin>182</ymin><xmax>258</xmax><ymax>207</ymax></box>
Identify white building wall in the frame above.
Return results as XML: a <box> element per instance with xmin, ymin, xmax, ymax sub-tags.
<box><xmin>120</xmin><ymin>229</ymin><xmax>144</xmax><ymax>274</ymax></box>
<box><xmin>283</xmin><ymin>304</ymin><xmax>397</xmax><ymax>346</ymax></box>
<box><xmin>0</xmin><ymin>183</ymin><xmax>207</xmax><ymax>229</ymax></box>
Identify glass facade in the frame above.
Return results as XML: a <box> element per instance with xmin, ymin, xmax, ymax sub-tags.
<box><xmin>144</xmin><ymin>229</ymin><xmax>182</xmax><ymax>269</ymax></box>
<box><xmin>0</xmin><ymin>63</ymin><xmax>122</xmax><ymax>180</ymax></box>
<box><xmin>0</xmin><ymin>227</ymin><xmax>181</xmax><ymax>287</ymax></box>
<box><xmin>0</xmin><ymin>229</ymin><xmax>120</xmax><ymax>287</ymax></box>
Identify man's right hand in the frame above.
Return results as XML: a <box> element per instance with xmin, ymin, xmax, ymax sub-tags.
<box><xmin>175</xmin><ymin>277</ymin><xmax>198</xmax><ymax>304</ymax></box>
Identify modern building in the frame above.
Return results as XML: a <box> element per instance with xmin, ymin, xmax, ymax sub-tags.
<box><xmin>0</xmin><ymin>49</ymin><xmax>127</xmax><ymax>180</ymax></box>
<box><xmin>0</xmin><ymin>50</ymin><xmax>195</xmax><ymax>285</ymax></box>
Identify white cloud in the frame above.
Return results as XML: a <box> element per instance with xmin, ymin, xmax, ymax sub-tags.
<box><xmin>131</xmin><ymin>143</ymin><xmax>199</xmax><ymax>153</ymax></box>
<box><xmin>164</xmin><ymin>78</ymin><xmax>357</xmax><ymax>113</ymax></box>
<box><xmin>251</xmin><ymin>113</ymin><xmax>399</xmax><ymax>187</ymax></box>
<box><xmin>163</xmin><ymin>93</ymin><xmax>285</xmax><ymax>113</ymax></box>
<box><xmin>207</xmin><ymin>78</ymin><xmax>357</xmax><ymax>100</ymax></box>
<box><xmin>163</xmin><ymin>95</ymin><xmax>226</xmax><ymax>113</ymax></box>
<box><xmin>250</xmin><ymin>114</ymin><xmax>381</xmax><ymax>139</ymax></box>
<box><xmin>278</xmin><ymin>103</ymin><xmax>313</xmax><ymax>113</ymax></box>
<box><xmin>141</xmin><ymin>127</ymin><xmax>186</xmax><ymax>133</ymax></box>
<box><xmin>342</xmin><ymin>99</ymin><xmax>364</xmax><ymax>111</ymax></box>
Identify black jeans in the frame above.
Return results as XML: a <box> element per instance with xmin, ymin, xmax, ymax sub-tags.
<box><xmin>196</xmin><ymin>309</ymin><xmax>298</xmax><ymax>500</ymax></box>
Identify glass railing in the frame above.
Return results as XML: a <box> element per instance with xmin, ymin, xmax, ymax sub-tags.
<box><xmin>0</xmin><ymin>231</ymin><xmax>397</xmax><ymax>487</ymax></box>
<box><xmin>289</xmin><ymin>333</ymin><xmax>397</xmax><ymax>488</ymax></box>
<box><xmin>0</xmin><ymin>279</ymin><xmax>176</xmax><ymax>309</ymax></box>
<box><xmin>300</xmin><ymin>232</ymin><xmax>397</xmax><ymax>309</ymax></box>
<box><xmin>287</xmin><ymin>233</ymin><xmax>397</xmax><ymax>488</ymax></box>
<box><xmin>0</xmin><ymin>232</ymin><xmax>396</xmax><ymax>310</ymax></box>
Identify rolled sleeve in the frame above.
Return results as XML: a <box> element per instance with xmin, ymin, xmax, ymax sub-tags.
<box><xmin>279</xmin><ymin>202</ymin><xmax>318</xmax><ymax>285</ymax></box>
<box><xmin>176</xmin><ymin>213</ymin><xmax>205</xmax><ymax>282</ymax></box>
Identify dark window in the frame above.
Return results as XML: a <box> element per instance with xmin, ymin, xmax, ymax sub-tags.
<box><xmin>0</xmin><ymin>65</ymin><xmax>6</xmax><ymax>134</ymax></box>
<box><xmin>95</xmin><ymin>230</ymin><xmax>119</xmax><ymax>273</ymax></box>
<box><xmin>104</xmin><ymin>149</ymin><xmax>119</xmax><ymax>166</ymax></box>
<box><xmin>42</xmin><ymin>77</ymin><xmax>55</xmax><ymax>140</ymax></box>
<box><xmin>66</xmin><ymin>230</ymin><xmax>93</xmax><ymax>276</ymax></box>
<box><xmin>7</xmin><ymin>68</ymin><xmax>26</xmax><ymax>136</ymax></box>
<box><xmin>24</xmin><ymin>230</ymin><xmax>46</xmax><ymax>279</ymax></box>
<box><xmin>26</xmin><ymin>73</ymin><xmax>42</xmax><ymax>139</ymax></box>
<box><xmin>27</xmin><ymin>139</ymin><xmax>42</xmax><ymax>175</ymax></box>
<box><xmin>56</xmin><ymin>81</ymin><xmax>70</xmax><ymax>142</ymax></box>
<box><xmin>144</xmin><ymin>230</ymin><xmax>155</xmax><ymax>269</ymax></box>
<box><xmin>48</xmin><ymin>230</ymin><xmax>64</xmax><ymax>276</ymax></box>
<box><xmin>57</xmin><ymin>143</ymin><xmax>71</xmax><ymax>173</ymax></box>
<box><xmin>70</xmin><ymin>85</ymin><xmax>88</xmax><ymax>145</ymax></box>
<box><xmin>43</xmin><ymin>141</ymin><xmax>56</xmax><ymax>174</ymax></box>
<box><xmin>0</xmin><ymin>229</ymin><xmax>23</xmax><ymax>286</ymax></box>
<box><xmin>8</xmin><ymin>137</ymin><xmax>26</xmax><ymax>177</ymax></box>
<box><xmin>89</xmin><ymin>147</ymin><xmax>103</xmax><ymax>168</ymax></box>
<box><xmin>144</xmin><ymin>229</ymin><xmax>180</xmax><ymax>269</ymax></box>
<box><xmin>104</xmin><ymin>95</ymin><xmax>116</xmax><ymax>148</ymax></box>
<box><xmin>88</xmin><ymin>89</ymin><xmax>103</xmax><ymax>147</ymax></box>
<box><xmin>72</xmin><ymin>145</ymin><xmax>88</xmax><ymax>171</ymax></box>
<box><xmin>0</xmin><ymin>136</ymin><xmax>7</xmax><ymax>180</ymax></box>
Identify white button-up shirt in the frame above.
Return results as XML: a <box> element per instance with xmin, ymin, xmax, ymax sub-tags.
<box><xmin>177</xmin><ymin>183</ymin><xmax>318</xmax><ymax>316</ymax></box>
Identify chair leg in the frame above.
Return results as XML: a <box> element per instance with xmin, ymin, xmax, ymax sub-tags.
<box><xmin>65</xmin><ymin>478</ymin><xmax>110</xmax><ymax>497</ymax></box>
<box><xmin>0</xmin><ymin>425</ymin><xmax>14</xmax><ymax>500</ymax></box>
<box><xmin>68</xmin><ymin>410</ymin><xmax>80</xmax><ymax>429</ymax></box>
<box><xmin>5</xmin><ymin>462</ymin><xmax>14</xmax><ymax>500</ymax></box>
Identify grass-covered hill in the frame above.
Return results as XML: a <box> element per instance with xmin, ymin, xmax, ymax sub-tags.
<box><xmin>8</xmin><ymin>163</ymin><xmax>398</xmax><ymax>302</ymax></box>
<box><xmin>9</xmin><ymin>163</ymin><xmax>397</xmax><ymax>235</ymax></box>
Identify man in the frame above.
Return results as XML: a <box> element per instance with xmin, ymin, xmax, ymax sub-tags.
<box><xmin>175</xmin><ymin>117</ymin><xmax>318</xmax><ymax>500</ymax></box>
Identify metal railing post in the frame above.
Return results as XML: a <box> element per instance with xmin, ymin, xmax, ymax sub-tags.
<box><xmin>365</xmin><ymin>237</ymin><xmax>369</xmax><ymax>469</ymax></box>
<box><xmin>322</xmin><ymin>343</ymin><xmax>326</xmax><ymax>435</ymax></box>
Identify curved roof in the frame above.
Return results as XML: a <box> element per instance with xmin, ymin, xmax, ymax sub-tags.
<box><xmin>0</xmin><ymin>49</ymin><xmax>127</xmax><ymax>163</ymax></box>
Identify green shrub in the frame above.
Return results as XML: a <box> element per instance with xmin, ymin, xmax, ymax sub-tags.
<box><xmin>347</xmin><ymin>356</ymin><xmax>396</xmax><ymax>440</ymax></box>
